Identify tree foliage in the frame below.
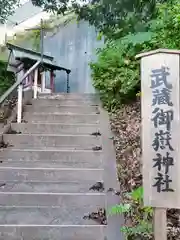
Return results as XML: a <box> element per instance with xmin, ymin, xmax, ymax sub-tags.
<box><xmin>108</xmin><ymin>187</ymin><xmax>153</xmax><ymax>239</ymax></box>
<box><xmin>89</xmin><ymin>0</ymin><xmax>180</xmax><ymax>111</ymax></box>
<box><xmin>31</xmin><ymin>0</ymin><xmax>170</xmax><ymax>39</ymax></box>
<box><xmin>0</xmin><ymin>0</ymin><xmax>19</xmax><ymax>23</ymax></box>
<box><xmin>0</xmin><ymin>0</ymin><xmax>68</xmax><ymax>24</ymax></box>
<box><xmin>91</xmin><ymin>2</ymin><xmax>180</xmax><ymax>238</ymax></box>
<box><xmin>32</xmin><ymin>0</ymin><xmax>68</xmax><ymax>15</ymax></box>
<box><xmin>73</xmin><ymin>0</ymin><xmax>170</xmax><ymax>38</ymax></box>
<box><xmin>0</xmin><ymin>60</ymin><xmax>15</xmax><ymax>95</ymax></box>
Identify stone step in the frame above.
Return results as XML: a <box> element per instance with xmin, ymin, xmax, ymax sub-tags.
<box><xmin>0</xmin><ymin>226</ymin><xmax>105</xmax><ymax>240</ymax></box>
<box><xmin>0</xmin><ymin>194</ymin><xmax>105</xmax><ymax>225</ymax></box>
<box><xmin>24</xmin><ymin>105</ymin><xmax>100</xmax><ymax>114</ymax></box>
<box><xmin>38</xmin><ymin>93</ymin><xmax>99</xmax><ymax>101</ymax></box>
<box><xmin>0</xmin><ymin>159</ymin><xmax>102</xmax><ymax>169</ymax></box>
<box><xmin>0</xmin><ymin>149</ymin><xmax>102</xmax><ymax>168</ymax></box>
<box><xmin>3</xmin><ymin>134</ymin><xmax>101</xmax><ymax>150</ymax></box>
<box><xmin>11</xmin><ymin>123</ymin><xmax>101</xmax><ymax>135</ymax></box>
<box><xmin>0</xmin><ymin>168</ymin><xmax>103</xmax><ymax>182</ymax></box>
<box><xmin>32</xmin><ymin>98</ymin><xmax>99</xmax><ymax>106</ymax></box>
<box><xmin>0</xmin><ymin>179</ymin><xmax>104</xmax><ymax>193</ymax></box>
<box><xmin>23</xmin><ymin>113</ymin><xmax>100</xmax><ymax>124</ymax></box>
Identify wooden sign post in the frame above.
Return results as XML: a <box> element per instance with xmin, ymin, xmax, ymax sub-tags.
<box><xmin>136</xmin><ymin>49</ymin><xmax>180</xmax><ymax>239</ymax></box>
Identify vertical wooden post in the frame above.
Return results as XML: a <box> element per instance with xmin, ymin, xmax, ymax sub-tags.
<box><xmin>67</xmin><ymin>72</ymin><xmax>70</xmax><ymax>93</ymax></box>
<box><xmin>50</xmin><ymin>70</ymin><xmax>54</xmax><ymax>93</ymax></box>
<box><xmin>27</xmin><ymin>73</ymin><xmax>30</xmax><ymax>86</ymax></box>
<box><xmin>41</xmin><ymin>71</ymin><xmax>45</xmax><ymax>93</ymax></box>
<box><xmin>17</xmin><ymin>69</ymin><xmax>24</xmax><ymax>123</ymax></box>
<box><xmin>17</xmin><ymin>83</ymin><xmax>23</xmax><ymax>123</ymax></box>
<box><xmin>24</xmin><ymin>69</ymin><xmax>28</xmax><ymax>86</ymax></box>
<box><xmin>154</xmin><ymin>208</ymin><xmax>167</xmax><ymax>240</ymax></box>
<box><xmin>33</xmin><ymin>68</ymin><xmax>38</xmax><ymax>99</ymax></box>
<box><xmin>30</xmin><ymin>72</ymin><xmax>33</xmax><ymax>87</ymax></box>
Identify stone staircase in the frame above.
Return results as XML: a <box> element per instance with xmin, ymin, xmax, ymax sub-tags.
<box><xmin>0</xmin><ymin>93</ymin><xmax>123</xmax><ymax>240</ymax></box>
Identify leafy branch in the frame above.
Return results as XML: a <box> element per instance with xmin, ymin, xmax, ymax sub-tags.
<box><xmin>108</xmin><ymin>187</ymin><xmax>153</xmax><ymax>239</ymax></box>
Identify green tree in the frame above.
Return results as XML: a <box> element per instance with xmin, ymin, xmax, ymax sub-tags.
<box><xmin>32</xmin><ymin>0</ymin><xmax>67</xmax><ymax>14</ymax></box>
<box><xmin>89</xmin><ymin>0</ymin><xmax>180</xmax><ymax>110</ymax></box>
<box><xmin>31</xmin><ymin>0</ymin><xmax>171</xmax><ymax>39</ymax></box>
<box><xmin>0</xmin><ymin>0</ymin><xmax>19</xmax><ymax>23</ymax></box>
<box><xmin>75</xmin><ymin>0</ymin><xmax>173</xmax><ymax>38</ymax></box>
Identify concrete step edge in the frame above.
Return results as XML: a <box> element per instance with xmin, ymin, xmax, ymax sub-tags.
<box><xmin>0</xmin><ymin>167</ymin><xmax>104</xmax><ymax>171</ymax></box>
<box><xmin>27</xmin><ymin>104</ymin><xmax>99</xmax><ymax>108</ymax></box>
<box><xmin>31</xmin><ymin>101</ymin><xmax>99</xmax><ymax>106</ymax></box>
<box><xmin>0</xmin><ymin>149</ymin><xmax>103</xmax><ymax>152</ymax></box>
<box><xmin>30</xmin><ymin>105</ymin><xmax>100</xmax><ymax>107</ymax></box>
<box><xmin>38</xmin><ymin>93</ymin><xmax>99</xmax><ymax>97</ymax></box>
<box><xmin>28</xmin><ymin>122</ymin><xmax>100</xmax><ymax>124</ymax></box>
<box><xmin>0</xmin><ymin>224</ymin><xmax>104</xmax><ymax>227</ymax></box>
<box><xmin>0</xmin><ymin>192</ymin><xmax>105</xmax><ymax>196</ymax></box>
<box><xmin>11</xmin><ymin>123</ymin><xmax>100</xmax><ymax>126</ymax></box>
<box><xmin>24</xmin><ymin>112</ymin><xmax>99</xmax><ymax>116</ymax></box>
<box><xmin>4</xmin><ymin>133</ymin><xmax>101</xmax><ymax>137</ymax></box>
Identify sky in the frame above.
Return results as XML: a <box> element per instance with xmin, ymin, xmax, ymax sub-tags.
<box><xmin>20</xmin><ymin>0</ymin><xmax>29</xmax><ymax>5</ymax></box>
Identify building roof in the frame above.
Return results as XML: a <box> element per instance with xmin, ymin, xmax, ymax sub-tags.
<box><xmin>6</xmin><ymin>42</ymin><xmax>53</xmax><ymax>62</ymax></box>
<box><xmin>6</xmin><ymin>42</ymin><xmax>71</xmax><ymax>73</ymax></box>
<box><xmin>17</xmin><ymin>57</ymin><xmax>71</xmax><ymax>73</ymax></box>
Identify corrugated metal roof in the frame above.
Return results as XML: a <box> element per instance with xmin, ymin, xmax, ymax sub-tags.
<box><xmin>6</xmin><ymin>43</ymin><xmax>71</xmax><ymax>73</ymax></box>
<box><xmin>13</xmin><ymin>50</ymin><xmax>53</xmax><ymax>65</ymax></box>
<box><xmin>6</xmin><ymin>43</ymin><xmax>53</xmax><ymax>64</ymax></box>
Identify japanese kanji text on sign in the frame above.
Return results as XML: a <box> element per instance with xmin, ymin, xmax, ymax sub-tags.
<box><xmin>139</xmin><ymin>50</ymin><xmax>180</xmax><ymax>208</ymax></box>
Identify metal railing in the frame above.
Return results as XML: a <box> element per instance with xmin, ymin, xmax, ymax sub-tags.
<box><xmin>0</xmin><ymin>60</ymin><xmax>41</xmax><ymax>123</ymax></box>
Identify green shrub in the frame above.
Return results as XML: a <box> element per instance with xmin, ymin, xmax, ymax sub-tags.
<box><xmin>90</xmin><ymin>0</ymin><xmax>180</xmax><ymax>111</ymax></box>
<box><xmin>89</xmin><ymin>34</ymin><xmax>152</xmax><ymax>111</ymax></box>
<box><xmin>0</xmin><ymin>60</ymin><xmax>15</xmax><ymax>95</ymax></box>
<box><xmin>108</xmin><ymin>187</ymin><xmax>153</xmax><ymax>240</ymax></box>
